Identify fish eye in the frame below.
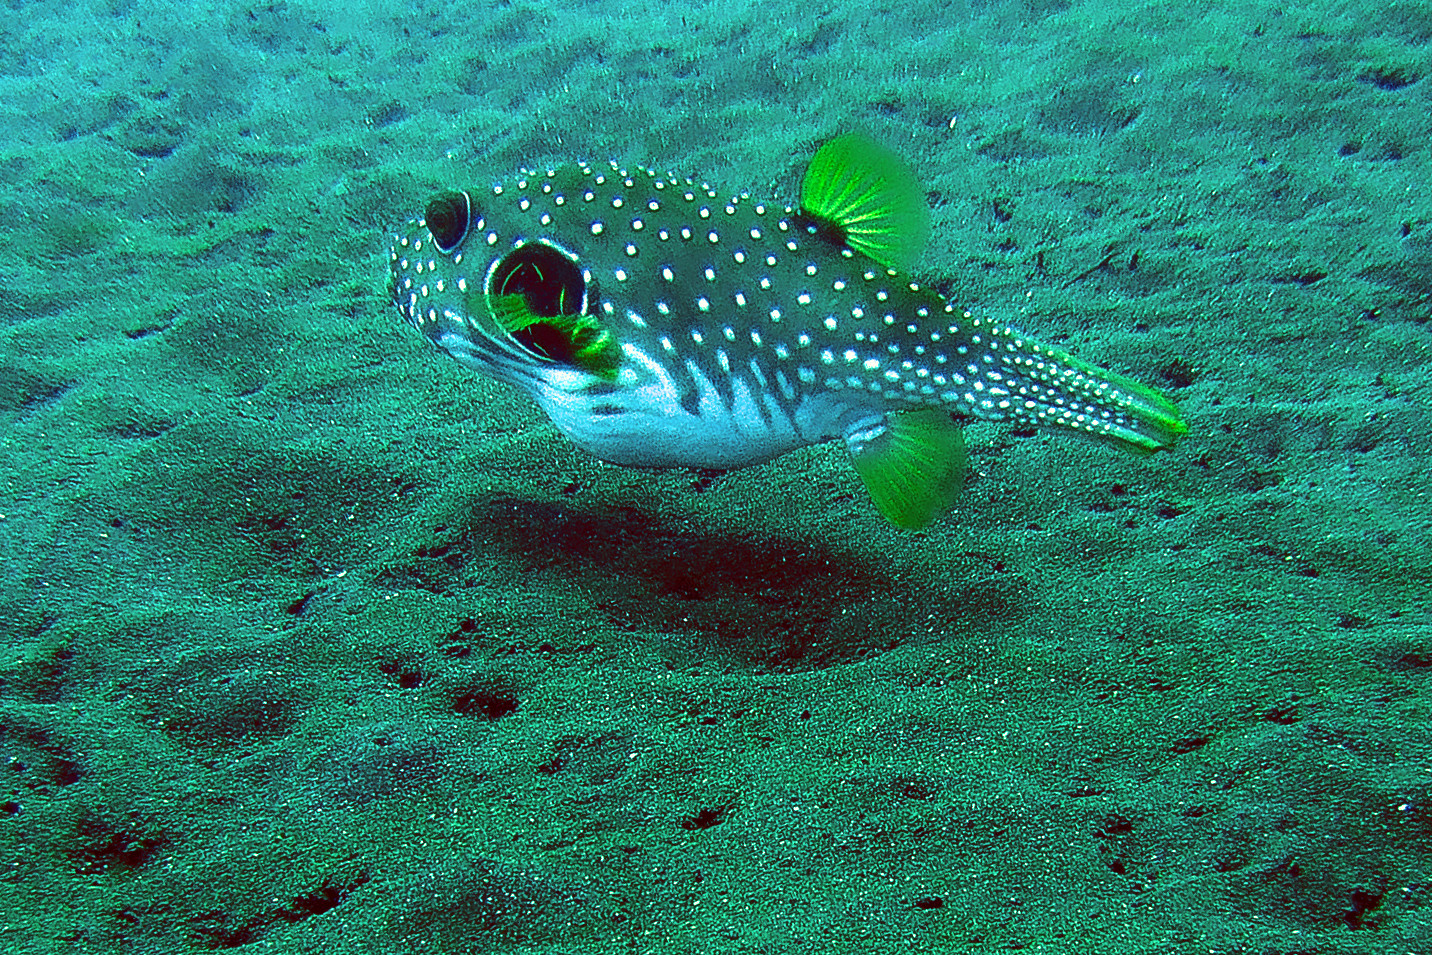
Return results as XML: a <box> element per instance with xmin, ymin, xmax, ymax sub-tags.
<box><xmin>425</xmin><ymin>190</ymin><xmax>472</xmax><ymax>253</ymax></box>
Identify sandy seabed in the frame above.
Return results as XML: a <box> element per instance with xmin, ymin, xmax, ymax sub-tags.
<box><xmin>1</xmin><ymin>0</ymin><xmax>1430</xmax><ymax>952</ymax></box>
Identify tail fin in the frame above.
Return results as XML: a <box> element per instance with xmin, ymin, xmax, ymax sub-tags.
<box><xmin>1008</xmin><ymin>342</ymin><xmax>1187</xmax><ymax>456</ymax></box>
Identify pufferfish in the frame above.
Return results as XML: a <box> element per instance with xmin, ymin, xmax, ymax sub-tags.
<box><xmin>390</xmin><ymin>134</ymin><xmax>1186</xmax><ymax>529</ymax></box>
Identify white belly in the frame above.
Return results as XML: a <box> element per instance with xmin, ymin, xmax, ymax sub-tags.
<box><xmin>530</xmin><ymin>352</ymin><xmax>855</xmax><ymax>470</ymax></box>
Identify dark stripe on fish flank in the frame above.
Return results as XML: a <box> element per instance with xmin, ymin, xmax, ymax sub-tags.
<box><xmin>666</xmin><ymin>345</ymin><xmax>737</xmax><ymax>413</ymax></box>
<box><xmin>678</xmin><ymin>384</ymin><xmax>701</xmax><ymax>417</ymax></box>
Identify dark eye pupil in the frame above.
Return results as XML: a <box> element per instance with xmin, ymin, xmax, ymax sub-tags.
<box><xmin>425</xmin><ymin>190</ymin><xmax>471</xmax><ymax>253</ymax></box>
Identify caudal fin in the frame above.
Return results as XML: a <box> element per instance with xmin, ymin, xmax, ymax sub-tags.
<box><xmin>997</xmin><ymin>338</ymin><xmax>1187</xmax><ymax>456</ymax></box>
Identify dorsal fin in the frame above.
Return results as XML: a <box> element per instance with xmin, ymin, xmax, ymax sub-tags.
<box><xmin>799</xmin><ymin>133</ymin><xmax>931</xmax><ymax>272</ymax></box>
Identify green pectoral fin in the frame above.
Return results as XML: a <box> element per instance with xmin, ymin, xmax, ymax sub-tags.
<box><xmin>801</xmin><ymin>132</ymin><xmax>931</xmax><ymax>272</ymax></box>
<box><xmin>846</xmin><ymin>409</ymin><xmax>967</xmax><ymax>530</ymax></box>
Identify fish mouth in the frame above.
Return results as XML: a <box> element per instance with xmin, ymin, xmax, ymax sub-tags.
<box><xmin>391</xmin><ymin>268</ymin><xmax>577</xmax><ymax>393</ymax></box>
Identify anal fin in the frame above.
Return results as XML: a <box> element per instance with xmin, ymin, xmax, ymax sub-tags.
<box><xmin>845</xmin><ymin>409</ymin><xmax>967</xmax><ymax>530</ymax></box>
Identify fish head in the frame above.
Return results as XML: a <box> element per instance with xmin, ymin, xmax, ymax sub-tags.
<box><xmin>389</xmin><ymin>171</ymin><xmax>623</xmax><ymax>397</ymax></box>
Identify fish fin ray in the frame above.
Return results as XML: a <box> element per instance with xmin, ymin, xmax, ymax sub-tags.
<box><xmin>800</xmin><ymin>132</ymin><xmax>931</xmax><ymax>272</ymax></box>
<box><xmin>846</xmin><ymin>409</ymin><xmax>966</xmax><ymax>530</ymax></box>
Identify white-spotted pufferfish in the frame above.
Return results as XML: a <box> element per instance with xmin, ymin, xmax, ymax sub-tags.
<box><xmin>390</xmin><ymin>134</ymin><xmax>1187</xmax><ymax>529</ymax></box>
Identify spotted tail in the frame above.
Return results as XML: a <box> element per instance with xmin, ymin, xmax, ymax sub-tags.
<box><xmin>1004</xmin><ymin>337</ymin><xmax>1187</xmax><ymax>456</ymax></box>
